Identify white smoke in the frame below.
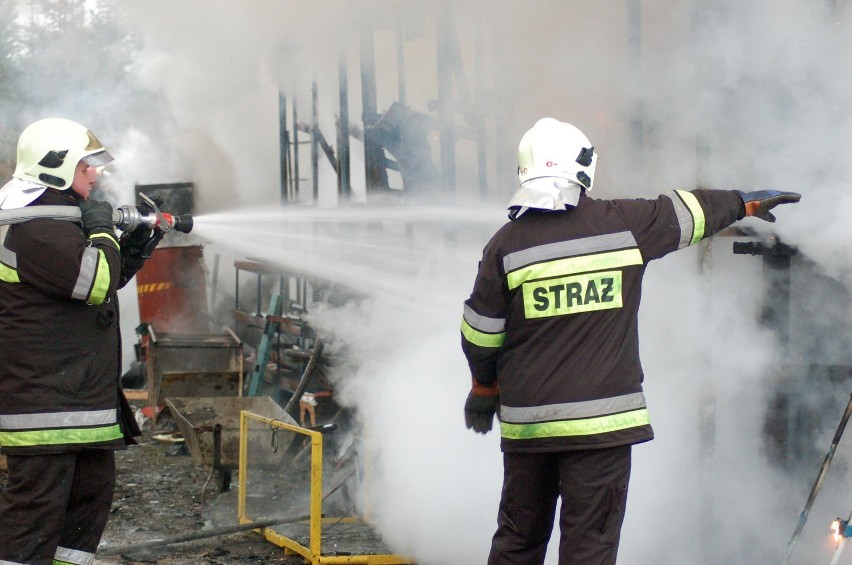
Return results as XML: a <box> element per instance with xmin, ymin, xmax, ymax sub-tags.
<box><xmin>107</xmin><ymin>1</ymin><xmax>852</xmax><ymax>563</ymax></box>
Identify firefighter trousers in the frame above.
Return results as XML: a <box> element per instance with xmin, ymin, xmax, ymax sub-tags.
<box><xmin>488</xmin><ymin>445</ymin><xmax>631</xmax><ymax>565</ymax></box>
<box><xmin>0</xmin><ymin>449</ymin><xmax>116</xmax><ymax>565</ymax></box>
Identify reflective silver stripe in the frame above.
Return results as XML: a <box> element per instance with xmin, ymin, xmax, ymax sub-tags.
<box><xmin>499</xmin><ymin>392</ymin><xmax>647</xmax><ymax>424</ymax></box>
<box><xmin>72</xmin><ymin>246</ymin><xmax>99</xmax><ymax>300</ymax></box>
<box><xmin>55</xmin><ymin>546</ymin><xmax>94</xmax><ymax>565</ymax></box>
<box><xmin>665</xmin><ymin>191</ymin><xmax>693</xmax><ymax>249</ymax></box>
<box><xmin>0</xmin><ymin>409</ymin><xmax>117</xmax><ymax>430</ymax></box>
<box><xmin>463</xmin><ymin>304</ymin><xmax>505</xmax><ymax>333</ymax></box>
<box><xmin>0</xmin><ymin>241</ymin><xmax>16</xmax><ymax>268</ymax></box>
<box><xmin>0</xmin><ymin>560</ymin><xmax>26</xmax><ymax>565</ymax></box>
<box><xmin>503</xmin><ymin>231</ymin><xmax>638</xmax><ymax>273</ymax></box>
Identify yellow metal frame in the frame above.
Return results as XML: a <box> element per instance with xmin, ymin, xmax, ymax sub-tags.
<box><xmin>239</xmin><ymin>410</ymin><xmax>414</xmax><ymax>564</ymax></box>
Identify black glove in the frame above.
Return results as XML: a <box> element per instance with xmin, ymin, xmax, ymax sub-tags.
<box><xmin>119</xmin><ymin>194</ymin><xmax>165</xmax><ymax>259</ymax></box>
<box><xmin>79</xmin><ymin>198</ymin><xmax>114</xmax><ymax>236</ymax></box>
<box><xmin>735</xmin><ymin>190</ymin><xmax>801</xmax><ymax>223</ymax></box>
<box><xmin>118</xmin><ymin>228</ymin><xmax>163</xmax><ymax>287</ymax></box>
<box><xmin>465</xmin><ymin>389</ymin><xmax>500</xmax><ymax>434</ymax></box>
<box><xmin>120</xmin><ymin>228</ymin><xmax>164</xmax><ymax>260</ymax></box>
<box><xmin>120</xmin><ymin>246</ymin><xmax>146</xmax><ymax>274</ymax></box>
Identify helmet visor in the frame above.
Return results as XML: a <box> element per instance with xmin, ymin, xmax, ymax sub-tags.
<box><xmin>82</xmin><ymin>149</ymin><xmax>114</xmax><ymax>167</ymax></box>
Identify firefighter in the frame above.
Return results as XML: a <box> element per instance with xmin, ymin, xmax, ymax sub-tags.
<box><xmin>0</xmin><ymin>118</ymin><xmax>158</xmax><ymax>564</ymax></box>
<box><xmin>460</xmin><ymin>117</ymin><xmax>801</xmax><ymax>565</ymax></box>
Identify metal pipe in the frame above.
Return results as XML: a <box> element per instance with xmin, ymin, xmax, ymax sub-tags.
<box><xmin>338</xmin><ymin>52</ymin><xmax>351</xmax><ymax>199</ymax></box>
<box><xmin>782</xmin><ymin>393</ymin><xmax>852</xmax><ymax>564</ymax></box>
<box><xmin>278</xmin><ymin>91</ymin><xmax>290</xmax><ymax>204</ymax></box>
<box><xmin>311</xmin><ymin>79</ymin><xmax>319</xmax><ymax>202</ymax></box>
<box><xmin>283</xmin><ymin>337</ymin><xmax>324</xmax><ymax>417</ymax></box>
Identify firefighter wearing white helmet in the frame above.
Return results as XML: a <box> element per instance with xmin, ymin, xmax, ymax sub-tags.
<box><xmin>509</xmin><ymin>117</ymin><xmax>598</xmax><ymax>219</ymax></box>
<box><xmin>0</xmin><ymin>118</ymin><xmax>141</xmax><ymax>565</ymax></box>
<box><xmin>461</xmin><ymin>117</ymin><xmax>802</xmax><ymax>564</ymax></box>
<box><xmin>14</xmin><ymin>117</ymin><xmax>114</xmax><ymax>189</ymax></box>
<box><xmin>0</xmin><ymin>118</ymin><xmax>114</xmax><ymax>210</ymax></box>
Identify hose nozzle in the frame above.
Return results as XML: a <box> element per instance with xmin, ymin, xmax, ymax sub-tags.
<box><xmin>164</xmin><ymin>213</ymin><xmax>193</xmax><ymax>233</ymax></box>
<box><xmin>112</xmin><ymin>194</ymin><xmax>194</xmax><ymax>234</ymax></box>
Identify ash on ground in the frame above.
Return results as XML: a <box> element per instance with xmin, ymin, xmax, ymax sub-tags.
<box><xmin>95</xmin><ymin>430</ymin><xmax>306</xmax><ymax>564</ymax></box>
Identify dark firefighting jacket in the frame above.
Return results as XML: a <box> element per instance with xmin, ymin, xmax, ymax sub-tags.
<box><xmin>0</xmin><ymin>189</ymin><xmax>136</xmax><ymax>455</ymax></box>
<box><xmin>461</xmin><ymin>189</ymin><xmax>744</xmax><ymax>453</ymax></box>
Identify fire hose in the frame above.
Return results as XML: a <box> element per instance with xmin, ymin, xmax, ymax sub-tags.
<box><xmin>0</xmin><ymin>193</ymin><xmax>193</xmax><ymax>234</ymax></box>
<box><xmin>96</xmin><ymin>513</ymin><xmax>312</xmax><ymax>556</ymax></box>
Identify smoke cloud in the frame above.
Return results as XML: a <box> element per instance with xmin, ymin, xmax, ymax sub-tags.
<box><xmin>105</xmin><ymin>1</ymin><xmax>852</xmax><ymax>563</ymax></box>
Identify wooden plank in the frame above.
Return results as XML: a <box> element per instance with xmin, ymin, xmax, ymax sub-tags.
<box><xmin>124</xmin><ymin>389</ymin><xmax>148</xmax><ymax>401</ymax></box>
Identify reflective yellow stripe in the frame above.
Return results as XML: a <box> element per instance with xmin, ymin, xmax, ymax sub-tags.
<box><xmin>89</xmin><ymin>231</ymin><xmax>119</xmax><ymax>251</ymax></box>
<box><xmin>86</xmin><ymin>249</ymin><xmax>111</xmax><ymax>305</ymax></box>
<box><xmin>500</xmin><ymin>408</ymin><xmax>651</xmax><ymax>439</ymax></box>
<box><xmin>461</xmin><ymin>319</ymin><xmax>505</xmax><ymax>348</ymax></box>
<box><xmin>675</xmin><ymin>190</ymin><xmax>705</xmax><ymax>245</ymax></box>
<box><xmin>0</xmin><ymin>424</ymin><xmax>122</xmax><ymax>447</ymax></box>
<box><xmin>522</xmin><ymin>271</ymin><xmax>622</xmax><ymax>319</ymax></box>
<box><xmin>506</xmin><ymin>249</ymin><xmax>642</xmax><ymax>290</ymax></box>
<box><xmin>0</xmin><ymin>262</ymin><xmax>19</xmax><ymax>283</ymax></box>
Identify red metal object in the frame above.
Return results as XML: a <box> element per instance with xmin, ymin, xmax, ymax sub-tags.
<box><xmin>135</xmin><ymin>245</ymin><xmax>209</xmax><ymax>333</ymax></box>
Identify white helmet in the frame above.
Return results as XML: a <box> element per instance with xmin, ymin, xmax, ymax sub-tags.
<box><xmin>508</xmin><ymin>118</ymin><xmax>598</xmax><ymax>217</ymax></box>
<box><xmin>13</xmin><ymin>118</ymin><xmax>113</xmax><ymax>190</ymax></box>
<box><xmin>517</xmin><ymin>117</ymin><xmax>597</xmax><ymax>191</ymax></box>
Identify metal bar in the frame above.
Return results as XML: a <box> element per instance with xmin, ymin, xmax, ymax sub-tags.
<box><xmin>338</xmin><ymin>52</ymin><xmax>351</xmax><ymax>198</ymax></box>
<box><xmin>301</xmin><ymin>278</ymin><xmax>308</xmax><ymax>312</ymax></box>
<box><xmin>279</xmin><ymin>92</ymin><xmax>290</xmax><ymax>204</ymax></box>
<box><xmin>234</xmin><ymin>268</ymin><xmax>240</xmax><ymax>330</ymax></box>
<box><xmin>283</xmin><ymin>337</ymin><xmax>324</xmax><ymax>416</ymax></box>
<box><xmin>311</xmin><ymin>79</ymin><xmax>319</xmax><ymax>202</ymax></box>
<box><xmin>293</xmin><ymin>96</ymin><xmax>300</xmax><ymax>200</ymax></box>
<box><xmin>310</xmin><ymin>421</ymin><xmax>324</xmax><ymax>556</ymax></box>
<box><xmin>238</xmin><ymin>410</ymin><xmax>248</xmax><ymax>519</ymax></box>
<box><xmin>782</xmin><ymin>393</ymin><xmax>852</xmax><ymax>564</ymax></box>
<box><xmin>255</xmin><ymin>273</ymin><xmax>261</xmax><ymax>317</ymax></box>
<box><xmin>316</xmin><ymin>127</ymin><xmax>338</xmax><ymax>173</ymax></box>
<box><xmin>359</xmin><ymin>26</ymin><xmax>387</xmax><ymax>192</ymax></box>
<box><xmin>319</xmin><ymin>556</ymin><xmax>411</xmax><ymax>565</ymax></box>
<box><xmin>241</xmin><ymin>412</ymin><xmax>412</xmax><ymax>564</ymax></box>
